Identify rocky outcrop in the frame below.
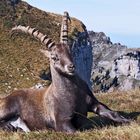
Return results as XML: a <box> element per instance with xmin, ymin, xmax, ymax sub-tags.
<box><xmin>111</xmin><ymin>52</ymin><xmax>140</xmax><ymax>80</ymax></box>
<box><xmin>89</xmin><ymin>31</ymin><xmax>140</xmax><ymax>92</ymax></box>
<box><xmin>71</xmin><ymin>25</ymin><xmax>93</xmax><ymax>89</ymax></box>
<box><xmin>110</xmin><ymin>51</ymin><xmax>140</xmax><ymax>91</ymax></box>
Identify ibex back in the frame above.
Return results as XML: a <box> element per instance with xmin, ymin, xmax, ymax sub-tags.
<box><xmin>0</xmin><ymin>25</ymin><xmax>130</xmax><ymax>133</ymax></box>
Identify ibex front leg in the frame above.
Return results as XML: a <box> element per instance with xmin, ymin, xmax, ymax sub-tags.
<box><xmin>86</xmin><ymin>95</ymin><xmax>130</xmax><ymax>123</ymax></box>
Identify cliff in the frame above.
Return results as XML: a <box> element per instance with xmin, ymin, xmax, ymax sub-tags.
<box><xmin>89</xmin><ymin>31</ymin><xmax>140</xmax><ymax>92</ymax></box>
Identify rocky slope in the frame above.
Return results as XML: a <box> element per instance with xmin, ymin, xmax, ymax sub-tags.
<box><xmin>89</xmin><ymin>31</ymin><xmax>140</xmax><ymax>92</ymax></box>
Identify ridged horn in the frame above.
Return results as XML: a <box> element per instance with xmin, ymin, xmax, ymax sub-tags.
<box><xmin>11</xmin><ymin>25</ymin><xmax>55</xmax><ymax>49</ymax></box>
<box><xmin>60</xmin><ymin>11</ymin><xmax>71</xmax><ymax>44</ymax></box>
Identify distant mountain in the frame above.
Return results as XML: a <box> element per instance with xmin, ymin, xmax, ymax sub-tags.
<box><xmin>89</xmin><ymin>31</ymin><xmax>140</xmax><ymax>92</ymax></box>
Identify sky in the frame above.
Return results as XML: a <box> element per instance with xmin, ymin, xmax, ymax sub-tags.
<box><xmin>22</xmin><ymin>0</ymin><xmax>140</xmax><ymax>48</ymax></box>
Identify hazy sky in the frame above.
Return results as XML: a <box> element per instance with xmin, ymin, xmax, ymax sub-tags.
<box><xmin>23</xmin><ymin>0</ymin><xmax>140</xmax><ymax>48</ymax></box>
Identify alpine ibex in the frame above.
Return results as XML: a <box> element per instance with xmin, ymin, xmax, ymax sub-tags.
<box><xmin>0</xmin><ymin>25</ymin><xmax>129</xmax><ymax>132</ymax></box>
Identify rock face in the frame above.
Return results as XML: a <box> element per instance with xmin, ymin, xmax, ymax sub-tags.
<box><xmin>110</xmin><ymin>51</ymin><xmax>140</xmax><ymax>91</ymax></box>
<box><xmin>89</xmin><ymin>31</ymin><xmax>140</xmax><ymax>92</ymax></box>
<box><xmin>111</xmin><ymin>52</ymin><xmax>140</xmax><ymax>80</ymax></box>
<box><xmin>71</xmin><ymin>25</ymin><xmax>93</xmax><ymax>89</ymax></box>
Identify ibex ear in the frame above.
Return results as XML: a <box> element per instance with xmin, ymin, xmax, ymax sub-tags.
<box><xmin>40</xmin><ymin>49</ymin><xmax>50</xmax><ymax>58</ymax></box>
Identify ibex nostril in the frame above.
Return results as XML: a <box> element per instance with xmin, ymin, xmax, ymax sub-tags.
<box><xmin>68</xmin><ymin>64</ymin><xmax>75</xmax><ymax>71</ymax></box>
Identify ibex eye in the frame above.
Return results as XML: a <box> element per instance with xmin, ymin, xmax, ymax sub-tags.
<box><xmin>51</xmin><ymin>55</ymin><xmax>59</xmax><ymax>61</ymax></box>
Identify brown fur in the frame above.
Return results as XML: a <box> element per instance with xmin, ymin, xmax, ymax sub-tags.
<box><xmin>0</xmin><ymin>25</ymin><xmax>130</xmax><ymax>132</ymax></box>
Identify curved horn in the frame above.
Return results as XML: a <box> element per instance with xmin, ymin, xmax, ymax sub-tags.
<box><xmin>11</xmin><ymin>25</ymin><xmax>55</xmax><ymax>49</ymax></box>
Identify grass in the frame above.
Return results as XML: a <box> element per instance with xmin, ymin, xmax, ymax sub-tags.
<box><xmin>1</xmin><ymin>124</ymin><xmax>140</xmax><ymax>140</ymax></box>
<box><xmin>0</xmin><ymin>89</ymin><xmax>140</xmax><ymax>140</ymax></box>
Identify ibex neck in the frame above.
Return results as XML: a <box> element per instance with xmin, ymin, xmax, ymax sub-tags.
<box><xmin>50</xmin><ymin>66</ymin><xmax>74</xmax><ymax>90</ymax></box>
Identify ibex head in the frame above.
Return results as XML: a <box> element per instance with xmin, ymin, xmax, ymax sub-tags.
<box><xmin>43</xmin><ymin>44</ymin><xmax>75</xmax><ymax>76</ymax></box>
<box><xmin>11</xmin><ymin>25</ymin><xmax>75</xmax><ymax>76</ymax></box>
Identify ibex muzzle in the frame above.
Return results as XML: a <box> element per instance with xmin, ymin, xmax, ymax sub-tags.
<box><xmin>65</xmin><ymin>64</ymin><xmax>75</xmax><ymax>75</ymax></box>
